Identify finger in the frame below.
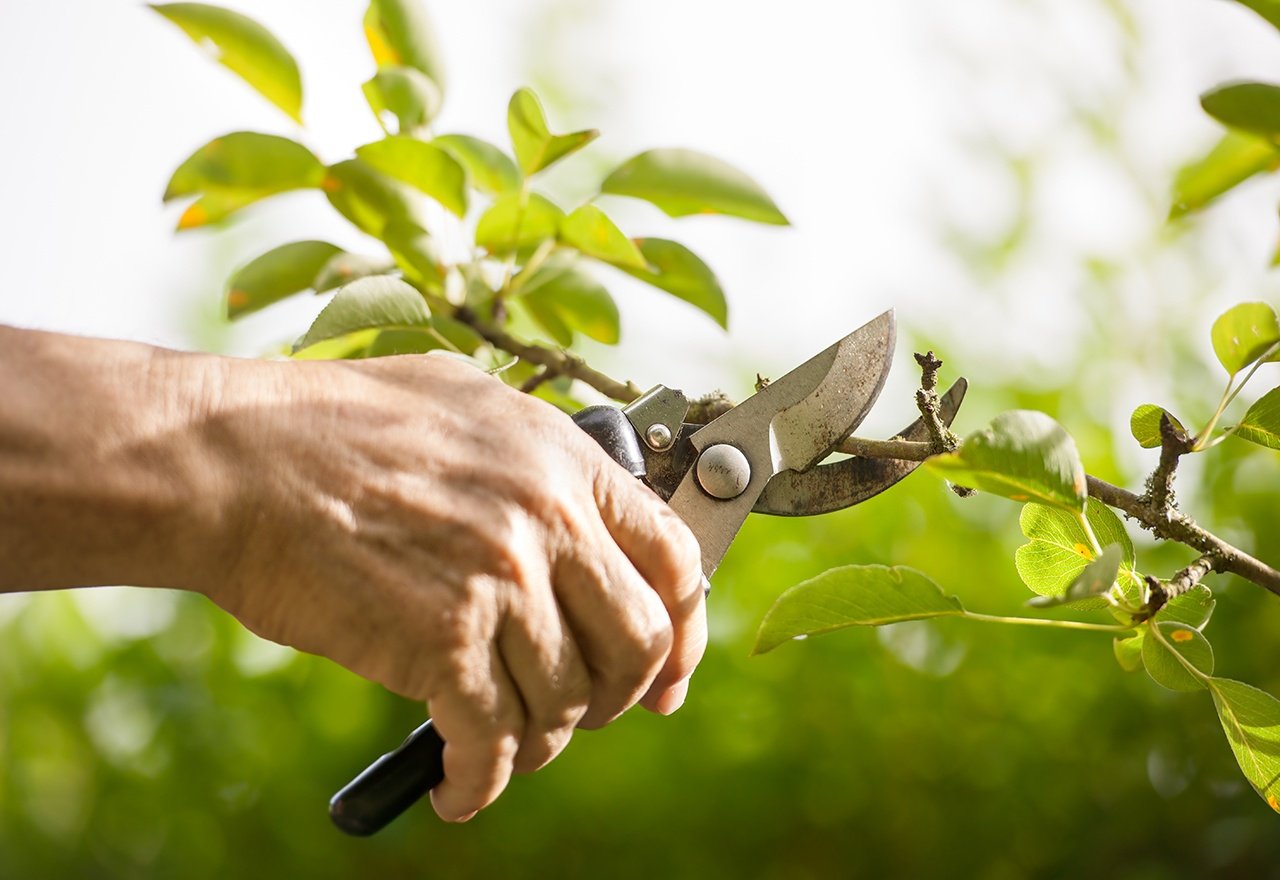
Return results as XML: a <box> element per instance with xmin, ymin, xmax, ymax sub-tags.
<box><xmin>427</xmin><ymin>644</ymin><xmax>525</xmax><ymax>822</ymax></box>
<box><xmin>593</xmin><ymin>470</ymin><xmax>707</xmax><ymax>712</ymax></box>
<box><xmin>552</xmin><ymin>521</ymin><xmax>672</xmax><ymax>729</ymax></box>
<box><xmin>497</xmin><ymin>596</ymin><xmax>592</xmax><ymax>775</ymax></box>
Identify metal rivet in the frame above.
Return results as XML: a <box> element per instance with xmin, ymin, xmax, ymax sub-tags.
<box><xmin>696</xmin><ymin>444</ymin><xmax>751</xmax><ymax>499</ymax></box>
<box><xmin>645</xmin><ymin>423</ymin><xmax>673</xmax><ymax>451</ymax></box>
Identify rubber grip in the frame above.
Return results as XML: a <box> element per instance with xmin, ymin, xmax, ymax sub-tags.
<box><xmin>329</xmin><ymin>406</ymin><xmax>642</xmax><ymax>835</ymax></box>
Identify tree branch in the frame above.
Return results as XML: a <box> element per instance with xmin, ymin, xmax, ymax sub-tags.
<box><xmin>454</xmin><ymin>307</ymin><xmax>645</xmax><ymax>402</ymax></box>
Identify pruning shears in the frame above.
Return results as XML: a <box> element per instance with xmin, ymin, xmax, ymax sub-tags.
<box><xmin>329</xmin><ymin>309</ymin><xmax>966</xmax><ymax>836</ymax></box>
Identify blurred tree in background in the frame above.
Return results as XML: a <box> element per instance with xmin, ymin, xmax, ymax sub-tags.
<box><xmin>1</xmin><ymin>0</ymin><xmax>1279</xmax><ymax>877</ymax></box>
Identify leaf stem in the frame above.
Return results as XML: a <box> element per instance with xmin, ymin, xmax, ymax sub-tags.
<box><xmin>963</xmin><ymin>611</ymin><xmax>1133</xmax><ymax>634</ymax></box>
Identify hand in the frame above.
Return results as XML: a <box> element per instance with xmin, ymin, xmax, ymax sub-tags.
<box><xmin>203</xmin><ymin>353</ymin><xmax>707</xmax><ymax>822</ymax></box>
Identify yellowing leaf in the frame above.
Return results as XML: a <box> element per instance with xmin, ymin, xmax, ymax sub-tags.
<box><xmin>151</xmin><ymin>3</ymin><xmax>304</xmax><ymax>123</ymax></box>
<box><xmin>364</xmin><ymin>0</ymin><xmax>446</xmax><ymax>95</ymax></box>
<box><xmin>1014</xmin><ymin>498</ymin><xmax>1142</xmax><ymax>609</ymax></box>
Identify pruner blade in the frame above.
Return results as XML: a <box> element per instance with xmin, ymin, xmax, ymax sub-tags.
<box><xmin>666</xmin><ymin>310</ymin><xmax>896</xmax><ymax>577</ymax></box>
<box><xmin>754</xmin><ymin>378</ymin><xmax>967</xmax><ymax>516</ymax></box>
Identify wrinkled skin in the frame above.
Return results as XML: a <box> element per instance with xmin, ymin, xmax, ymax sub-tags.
<box><xmin>0</xmin><ymin>328</ymin><xmax>707</xmax><ymax>822</ymax></box>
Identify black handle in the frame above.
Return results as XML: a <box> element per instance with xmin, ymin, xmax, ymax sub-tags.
<box><xmin>328</xmin><ymin>406</ymin><xmax>644</xmax><ymax>835</ymax></box>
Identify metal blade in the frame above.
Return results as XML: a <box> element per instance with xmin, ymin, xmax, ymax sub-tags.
<box><xmin>754</xmin><ymin>378</ymin><xmax>967</xmax><ymax>516</ymax></box>
<box><xmin>666</xmin><ymin>311</ymin><xmax>896</xmax><ymax>577</ymax></box>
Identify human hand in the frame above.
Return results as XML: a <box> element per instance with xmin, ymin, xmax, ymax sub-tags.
<box><xmin>201</xmin><ymin>353</ymin><xmax>706</xmax><ymax>822</ymax></box>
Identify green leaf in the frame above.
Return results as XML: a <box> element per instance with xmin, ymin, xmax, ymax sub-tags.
<box><xmin>290</xmin><ymin>328</ymin><xmax>380</xmax><ymax>360</ymax></box>
<box><xmin>294</xmin><ymin>276</ymin><xmax>430</xmax><ymax>351</ymax></box>
<box><xmin>475</xmin><ymin>192</ymin><xmax>564</xmax><ymax>257</ymax></box>
<box><xmin>1230</xmin><ymin>0</ymin><xmax>1280</xmax><ymax>31</ymax></box>
<box><xmin>1113</xmin><ymin>631</ymin><xmax>1145</xmax><ymax>672</ymax></box>
<box><xmin>506</xmin><ymin>88</ymin><xmax>599</xmax><ymax>176</ymax></box>
<box><xmin>601</xmin><ymin>148</ymin><xmax>789</xmax><ymax>225</ymax></box>
<box><xmin>433</xmin><ymin>134</ymin><xmax>520</xmax><ymax>195</ymax></box>
<box><xmin>1142</xmin><ymin>622</ymin><xmax>1214</xmax><ymax>692</ymax></box>
<box><xmin>1026</xmin><ymin>543</ymin><xmax>1123</xmax><ymax>609</ymax></box>
<box><xmin>1129</xmin><ymin>404</ymin><xmax>1187</xmax><ymax>449</ymax></box>
<box><xmin>927</xmin><ymin>411</ymin><xmax>1087</xmax><ymax>512</ymax></box>
<box><xmin>1170</xmin><ymin>131</ymin><xmax>1280</xmax><ymax>218</ymax></box>
<box><xmin>1202</xmin><ymin>82</ymin><xmax>1280</xmax><ymax>140</ymax></box>
<box><xmin>313</xmin><ymin>252</ymin><xmax>395</xmax><ymax>293</ymax></box>
<box><xmin>381</xmin><ymin>221</ymin><xmax>445</xmax><ymax>293</ymax></box>
<box><xmin>514</xmin><ymin>255</ymin><xmax>620</xmax><ymax>346</ymax></box>
<box><xmin>1235</xmin><ymin>386</ymin><xmax>1280</xmax><ymax>449</ymax></box>
<box><xmin>558</xmin><ymin>205</ymin><xmax>646</xmax><ymax>270</ymax></box>
<box><xmin>150</xmin><ymin>3</ymin><xmax>303</xmax><ymax>123</ymax></box>
<box><xmin>752</xmin><ymin>565</ymin><xmax>964</xmax><ymax>656</ymax></box>
<box><xmin>1014</xmin><ymin>498</ymin><xmax>1141</xmax><ymax>608</ymax></box>
<box><xmin>226</xmin><ymin>240</ymin><xmax>342</xmax><ymax>318</ymax></box>
<box><xmin>364</xmin><ymin>0</ymin><xmax>446</xmax><ymax>94</ymax></box>
<box><xmin>322</xmin><ymin>159</ymin><xmax>424</xmax><ymax>238</ymax></box>
<box><xmin>1156</xmin><ymin>585</ymin><xmax>1215</xmax><ymax>631</ymax></box>
<box><xmin>364</xmin><ymin>328</ymin><xmax>447</xmax><ymax>358</ymax></box>
<box><xmin>164</xmin><ymin>132</ymin><xmax>324</xmax><ymax>229</ymax></box>
<box><xmin>362</xmin><ymin>65</ymin><xmax>442</xmax><ymax>134</ymax></box>
<box><xmin>1207</xmin><ymin>677</ymin><xmax>1280</xmax><ymax>814</ymax></box>
<box><xmin>1211</xmin><ymin>302</ymin><xmax>1280</xmax><ymax>374</ymax></box>
<box><xmin>621</xmin><ymin>238</ymin><xmax>727</xmax><ymax>329</ymax></box>
<box><xmin>355</xmin><ymin>136</ymin><xmax>467</xmax><ymax>217</ymax></box>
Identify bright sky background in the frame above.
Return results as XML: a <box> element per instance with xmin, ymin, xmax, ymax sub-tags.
<box><xmin>2</xmin><ymin>0</ymin><xmax>1279</xmax><ymax>434</ymax></box>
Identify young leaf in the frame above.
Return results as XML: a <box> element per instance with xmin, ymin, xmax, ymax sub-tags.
<box><xmin>558</xmin><ymin>205</ymin><xmax>647</xmax><ymax>270</ymax></box>
<box><xmin>381</xmin><ymin>221</ymin><xmax>445</xmax><ymax>292</ymax></box>
<box><xmin>226</xmin><ymin>240</ymin><xmax>341</xmax><ymax>318</ymax></box>
<box><xmin>1113</xmin><ymin>631</ymin><xmax>1145</xmax><ymax>672</ymax></box>
<box><xmin>433</xmin><ymin>134</ymin><xmax>520</xmax><ymax>195</ymax></box>
<box><xmin>313</xmin><ymin>252</ymin><xmax>396</xmax><ymax>293</ymax></box>
<box><xmin>322</xmin><ymin>159</ymin><xmax>425</xmax><ymax>238</ymax></box>
<box><xmin>364</xmin><ymin>0</ymin><xmax>446</xmax><ymax>95</ymax></box>
<box><xmin>1129</xmin><ymin>404</ymin><xmax>1186</xmax><ymax>449</ymax></box>
<box><xmin>362</xmin><ymin>66</ymin><xmax>442</xmax><ymax>134</ymax></box>
<box><xmin>927</xmin><ymin>411</ymin><xmax>1088</xmax><ymax>511</ymax></box>
<box><xmin>515</xmin><ymin>255</ymin><xmax>620</xmax><ymax>346</ymax></box>
<box><xmin>1026</xmin><ymin>543</ymin><xmax>1123</xmax><ymax>609</ymax></box>
<box><xmin>1207</xmin><ymin>677</ymin><xmax>1280</xmax><ymax>813</ymax></box>
<box><xmin>150</xmin><ymin>3</ymin><xmax>303</xmax><ymax>123</ymax></box>
<box><xmin>1234</xmin><ymin>386</ymin><xmax>1280</xmax><ymax>449</ymax></box>
<box><xmin>507</xmin><ymin>88</ymin><xmax>599</xmax><ymax>176</ymax></box>
<box><xmin>1014</xmin><ymin>498</ymin><xmax>1141</xmax><ymax>607</ymax></box>
<box><xmin>290</xmin><ymin>329</ymin><xmax>380</xmax><ymax>360</ymax></box>
<box><xmin>619</xmin><ymin>238</ymin><xmax>728</xmax><ymax>329</ymax></box>
<box><xmin>1156</xmin><ymin>585</ymin><xmax>1215</xmax><ymax>631</ymax></box>
<box><xmin>1202</xmin><ymin>82</ymin><xmax>1280</xmax><ymax>141</ymax></box>
<box><xmin>294</xmin><ymin>276</ymin><xmax>430</xmax><ymax>351</ymax></box>
<box><xmin>1211</xmin><ymin>302</ymin><xmax>1280</xmax><ymax>374</ymax></box>
<box><xmin>1142</xmin><ymin>622</ymin><xmax>1214</xmax><ymax>692</ymax></box>
<box><xmin>164</xmin><ymin>132</ymin><xmax>324</xmax><ymax>228</ymax></box>
<box><xmin>355</xmin><ymin>136</ymin><xmax>468</xmax><ymax>217</ymax></box>
<box><xmin>601</xmin><ymin>148</ymin><xmax>789</xmax><ymax>225</ymax></box>
<box><xmin>753</xmin><ymin>565</ymin><xmax>965</xmax><ymax>656</ymax></box>
<box><xmin>1170</xmin><ymin>131</ymin><xmax>1280</xmax><ymax>218</ymax></box>
<box><xmin>474</xmin><ymin>192</ymin><xmax>564</xmax><ymax>256</ymax></box>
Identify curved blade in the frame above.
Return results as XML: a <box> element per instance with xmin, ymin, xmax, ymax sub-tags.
<box><xmin>668</xmin><ymin>311</ymin><xmax>896</xmax><ymax>576</ymax></box>
<box><xmin>755</xmin><ymin>378</ymin><xmax>967</xmax><ymax>516</ymax></box>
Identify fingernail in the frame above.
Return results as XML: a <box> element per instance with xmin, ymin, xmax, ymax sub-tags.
<box><xmin>700</xmin><ymin>575</ymin><xmax>711</xmax><ymax>598</ymax></box>
<box><xmin>457</xmin><ymin>811</ymin><xmax>478</xmax><ymax>824</ymax></box>
<box><xmin>656</xmin><ymin>676</ymin><xmax>690</xmax><ymax>716</ymax></box>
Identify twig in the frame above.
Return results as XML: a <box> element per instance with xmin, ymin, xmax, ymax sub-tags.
<box><xmin>520</xmin><ymin>365</ymin><xmax>561</xmax><ymax>394</ymax></box>
<box><xmin>453</xmin><ymin>307</ymin><xmax>644</xmax><ymax>402</ymax></box>
<box><xmin>914</xmin><ymin>351</ymin><xmax>959</xmax><ymax>452</ymax></box>
<box><xmin>1143</xmin><ymin>413</ymin><xmax>1195</xmax><ymax>516</ymax></box>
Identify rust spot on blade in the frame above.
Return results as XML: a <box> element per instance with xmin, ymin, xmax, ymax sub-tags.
<box><xmin>1269</xmin><ymin>794</ymin><xmax>1280</xmax><ymax>813</ymax></box>
<box><xmin>227</xmin><ymin>290</ymin><xmax>249</xmax><ymax>310</ymax></box>
<box><xmin>1170</xmin><ymin>629</ymin><xmax>1194</xmax><ymax>643</ymax></box>
<box><xmin>1073</xmin><ymin>543</ymin><xmax>1092</xmax><ymax>559</ymax></box>
<box><xmin>365</xmin><ymin>24</ymin><xmax>401</xmax><ymax>66</ymax></box>
<box><xmin>322</xmin><ymin>175</ymin><xmax>342</xmax><ymax>193</ymax></box>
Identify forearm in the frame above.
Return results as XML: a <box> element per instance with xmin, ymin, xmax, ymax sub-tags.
<box><xmin>0</xmin><ymin>326</ymin><xmax>238</xmax><ymax>594</ymax></box>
